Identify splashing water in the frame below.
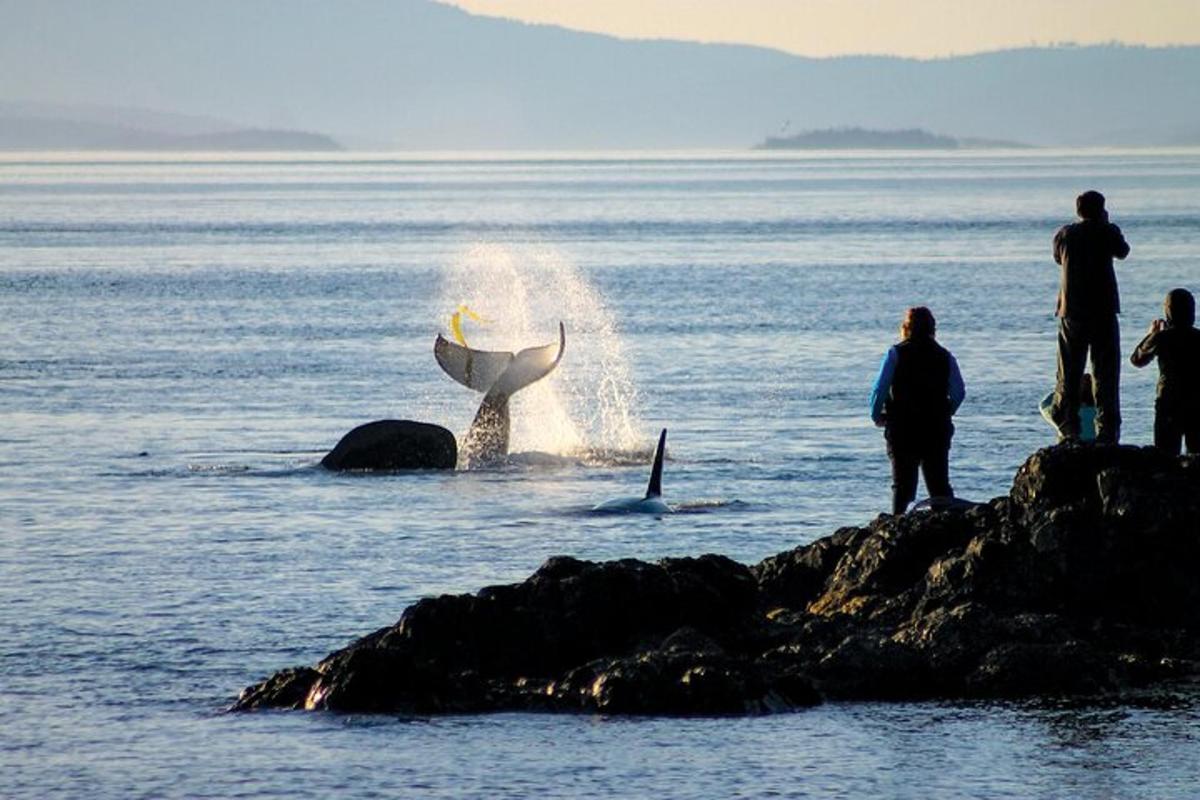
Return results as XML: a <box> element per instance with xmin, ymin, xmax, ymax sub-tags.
<box><xmin>436</xmin><ymin>244</ymin><xmax>645</xmax><ymax>460</ymax></box>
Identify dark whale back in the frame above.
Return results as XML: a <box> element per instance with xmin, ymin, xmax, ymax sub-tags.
<box><xmin>321</xmin><ymin>420</ymin><xmax>457</xmax><ymax>471</ymax></box>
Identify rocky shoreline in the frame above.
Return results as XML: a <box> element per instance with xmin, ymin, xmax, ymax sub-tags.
<box><xmin>235</xmin><ymin>444</ymin><xmax>1200</xmax><ymax>715</ymax></box>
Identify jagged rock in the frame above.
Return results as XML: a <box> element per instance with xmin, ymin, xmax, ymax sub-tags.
<box><xmin>236</xmin><ymin>445</ymin><xmax>1200</xmax><ymax>716</ymax></box>
<box><xmin>547</xmin><ymin>650</ymin><xmax>816</xmax><ymax>715</ymax></box>
<box><xmin>754</xmin><ymin>526</ymin><xmax>866</xmax><ymax>612</ymax></box>
<box><xmin>234</xmin><ymin>666</ymin><xmax>320</xmax><ymax>710</ymax></box>
<box><xmin>321</xmin><ymin>419</ymin><xmax>456</xmax><ymax>471</ymax></box>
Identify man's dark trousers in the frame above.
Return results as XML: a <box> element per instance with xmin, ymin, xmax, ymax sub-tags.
<box><xmin>1054</xmin><ymin>315</ymin><xmax>1121</xmax><ymax>443</ymax></box>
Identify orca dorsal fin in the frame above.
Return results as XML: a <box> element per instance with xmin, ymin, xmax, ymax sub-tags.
<box><xmin>645</xmin><ymin>429</ymin><xmax>667</xmax><ymax>499</ymax></box>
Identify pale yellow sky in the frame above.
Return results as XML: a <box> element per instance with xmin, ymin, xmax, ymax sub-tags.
<box><xmin>441</xmin><ymin>0</ymin><xmax>1200</xmax><ymax>58</ymax></box>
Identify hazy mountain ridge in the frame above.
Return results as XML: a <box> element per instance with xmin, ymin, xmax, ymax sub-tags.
<box><xmin>1</xmin><ymin>0</ymin><xmax>1197</xmax><ymax>149</ymax></box>
<box><xmin>0</xmin><ymin>114</ymin><xmax>342</xmax><ymax>151</ymax></box>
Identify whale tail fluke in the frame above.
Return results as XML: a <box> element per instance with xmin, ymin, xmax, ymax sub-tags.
<box><xmin>486</xmin><ymin>322</ymin><xmax>566</xmax><ymax>398</ymax></box>
<box><xmin>434</xmin><ymin>337</ymin><xmax>514</xmax><ymax>393</ymax></box>
<box><xmin>435</xmin><ymin>322</ymin><xmax>566</xmax><ymax>465</ymax></box>
<box><xmin>645</xmin><ymin>428</ymin><xmax>667</xmax><ymax>499</ymax></box>
<box><xmin>434</xmin><ymin>322</ymin><xmax>564</xmax><ymax>396</ymax></box>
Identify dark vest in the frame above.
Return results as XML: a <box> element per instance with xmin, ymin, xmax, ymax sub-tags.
<box><xmin>885</xmin><ymin>338</ymin><xmax>951</xmax><ymax>429</ymax></box>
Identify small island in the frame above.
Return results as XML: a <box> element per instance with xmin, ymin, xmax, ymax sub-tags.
<box><xmin>755</xmin><ymin>126</ymin><xmax>1029</xmax><ymax>150</ymax></box>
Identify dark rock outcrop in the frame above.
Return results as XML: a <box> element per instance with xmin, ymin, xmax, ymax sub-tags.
<box><xmin>321</xmin><ymin>420</ymin><xmax>457</xmax><ymax>471</ymax></box>
<box><xmin>239</xmin><ymin>445</ymin><xmax>1200</xmax><ymax>715</ymax></box>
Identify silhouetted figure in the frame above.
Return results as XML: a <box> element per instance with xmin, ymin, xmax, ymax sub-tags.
<box><xmin>1131</xmin><ymin>288</ymin><xmax>1200</xmax><ymax>455</ymax></box>
<box><xmin>1040</xmin><ymin>373</ymin><xmax>1098</xmax><ymax>442</ymax></box>
<box><xmin>1050</xmin><ymin>190</ymin><xmax>1131</xmax><ymax>444</ymax></box>
<box><xmin>870</xmin><ymin>307</ymin><xmax>966</xmax><ymax>515</ymax></box>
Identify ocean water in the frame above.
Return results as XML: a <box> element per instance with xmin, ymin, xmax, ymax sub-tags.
<box><xmin>3</xmin><ymin>150</ymin><xmax>1200</xmax><ymax>798</ymax></box>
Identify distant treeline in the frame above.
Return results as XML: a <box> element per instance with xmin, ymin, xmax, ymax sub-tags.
<box><xmin>756</xmin><ymin>127</ymin><xmax>1029</xmax><ymax>150</ymax></box>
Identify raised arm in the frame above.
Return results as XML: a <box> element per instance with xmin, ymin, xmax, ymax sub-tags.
<box><xmin>1130</xmin><ymin>322</ymin><xmax>1160</xmax><ymax>368</ymax></box>
<box><xmin>1110</xmin><ymin>223</ymin><xmax>1130</xmax><ymax>260</ymax></box>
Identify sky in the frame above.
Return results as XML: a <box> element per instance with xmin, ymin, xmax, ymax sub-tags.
<box><xmin>441</xmin><ymin>0</ymin><xmax>1200</xmax><ymax>58</ymax></box>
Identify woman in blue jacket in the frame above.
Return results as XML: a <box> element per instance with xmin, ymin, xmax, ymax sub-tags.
<box><xmin>870</xmin><ymin>307</ymin><xmax>966</xmax><ymax>515</ymax></box>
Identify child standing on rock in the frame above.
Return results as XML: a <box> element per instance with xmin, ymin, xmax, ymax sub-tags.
<box><xmin>1130</xmin><ymin>288</ymin><xmax>1200</xmax><ymax>455</ymax></box>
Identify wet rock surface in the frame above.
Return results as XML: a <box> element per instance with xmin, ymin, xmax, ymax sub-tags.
<box><xmin>238</xmin><ymin>445</ymin><xmax>1200</xmax><ymax>715</ymax></box>
<box><xmin>321</xmin><ymin>419</ymin><xmax>457</xmax><ymax>471</ymax></box>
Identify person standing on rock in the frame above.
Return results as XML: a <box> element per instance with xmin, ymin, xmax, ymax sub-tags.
<box><xmin>1130</xmin><ymin>288</ymin><xmax>1200</xmax><ymax>454</ymax></box>
<box><xmin>870</xmin><ymin>307</ymin><xmax>966</xmax><ymax>515</ymax></box>
<box><xmin>1050</xmin><ymin>190</ymin><xmax>1131</xmax><ymax>444</ymax></box>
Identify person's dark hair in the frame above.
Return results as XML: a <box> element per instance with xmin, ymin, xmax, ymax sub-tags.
<box><xmin>900</xmin><ymin>306</ymin><xmax>936</xmax><ymax>340</ymax></box>
<box><xmin>1165</xmin><ymin>287</ymin><xmax>1196</xmax><ymax>328</ymax></box>
<box><xmin>1076</xmin><ymin>190</ymin><xmax>1106</xmax><ymax>220</ymax></box>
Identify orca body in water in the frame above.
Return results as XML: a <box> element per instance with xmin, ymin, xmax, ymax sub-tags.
<box><xmin>434</xmin><ymin>322</ymin><xmax>565</xmax><ymax>466</ymax></box>
<box><xmin>591</xmin><ymin>429</ymin><xmax>670</xmax><ymax>514</ymax></box>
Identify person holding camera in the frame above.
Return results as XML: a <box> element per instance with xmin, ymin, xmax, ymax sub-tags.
<box><xmin>1130</xmin><ymin>288</ymin><xmax>1200</xmax><ymax>455</ymax></box>
<box><xmin>1049</xmin><ymin>190</ymin><xmax>1131</xmax><ymax>444</ymax></box>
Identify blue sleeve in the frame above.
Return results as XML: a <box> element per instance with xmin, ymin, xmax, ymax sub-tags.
<box><xmin>947</xmin><ymin>354</ymin><xmax>965</xmax><ymax>414</ymax></box>
<box><xmin>869</xmin><ymin>348</ymin><xmax>896</xmax><ymax>425</ymax></box>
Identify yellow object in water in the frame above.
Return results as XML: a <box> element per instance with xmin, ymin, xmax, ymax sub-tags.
<box><xmin>450</xmin><ymin>304</ymin><xmax>489</xmax><ymax>347</ymax></box>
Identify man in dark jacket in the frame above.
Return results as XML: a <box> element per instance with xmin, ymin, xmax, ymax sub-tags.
<box><xmin>1131</xmin><ymin>288</ymin><xmax>1200</xmax><ymax>454</ymax></box>
<box><xmin>1051</xmin><ymin>190</ymin><xmax>1131</xmax><ymax>444</ymax></box>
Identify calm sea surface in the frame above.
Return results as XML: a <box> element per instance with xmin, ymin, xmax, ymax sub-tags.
<box><xmin>3</xmin><ymin>150</ymin><xmax>1200</xmax><ymax>798</ymax></box>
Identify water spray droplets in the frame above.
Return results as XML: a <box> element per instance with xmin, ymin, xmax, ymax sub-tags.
<box><xmin>439</xmin><ymin>244</ymin><xmax>644</xmax><ymax>460</ymax></box>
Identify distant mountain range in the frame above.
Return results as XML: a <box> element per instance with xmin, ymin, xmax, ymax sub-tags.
<box><xmin>756</xmin><ymin>127</ymin><xmax>1030</xmax><ymax>150</ymax></box>
<box><xmin>1</xmin><ymin>0</ymin><xmax>1198</xmax><ymax>150</ymax></box>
